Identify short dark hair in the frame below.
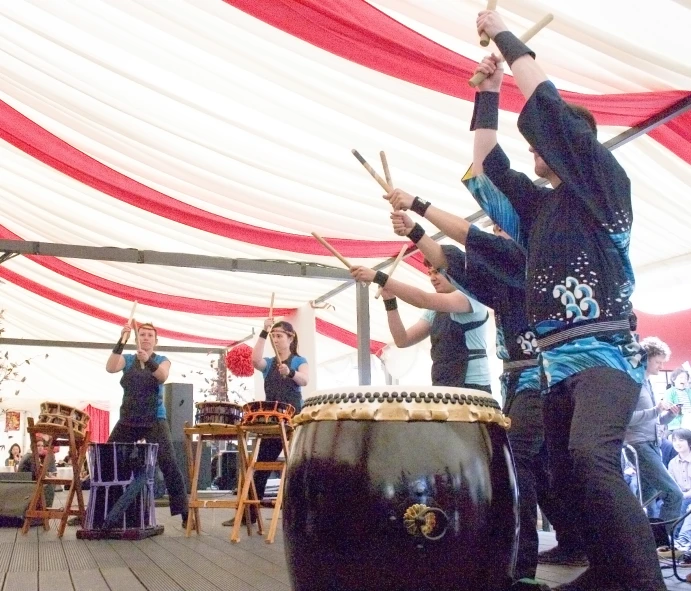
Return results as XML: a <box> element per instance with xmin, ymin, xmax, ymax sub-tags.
<box><xmin>566</xmin><ymin>103</ymin><xmax>597</xmax><ymax>137</ymax></box>
<box><xmin>672</xmin><ymin>428</ymin><xmax>691</xmax><ymax>447</ymax></box>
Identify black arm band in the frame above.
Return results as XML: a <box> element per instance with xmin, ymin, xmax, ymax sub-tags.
<box><xmin>373</xmin><ymin>271</ymin><xmax>389</xmax><ymax>288</ymax></box>
<box><xmin>259</xmin><ymin>330</ymin><xmax>269</xmax><ymax>339</ymax></box>
<box><xmin>493</xmin><ymin>31</ymin><xmax>535</xmax><ymax>68</ymax></box>
<box><xmin>384</xmin><ymin>298</ymin><xmax>398</xmax><ymax>311</ymax></box>
<box><xmin>288</xmin><ymin>369</ymin><xmax>296</xmax><ymax>379</ymax></box>
<box><xmin>407</xmin><ymin>223</ymin><xmax>425</xmax><ymax>244</ymax></box>
<box><xmin>112</xmin><ymin>341</ymin><xmax>125</xmax><ymax>355</ymax></box>
<box><xmin>470</xmin><ymin>92</ymin><xmax>499</xmax><ymax>131</ymax></box>
<box><xmin>410</xmin><ymin>196</ymin><xmax>431</xmax><ymax>217</ymax></box>
<box><xmin>144</xmin><ymin>358</ymin><xmax>160</xmax><ymax>373</ymax></box>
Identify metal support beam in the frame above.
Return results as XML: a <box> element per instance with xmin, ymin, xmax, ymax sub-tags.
<box><xmin>0</xmin><ymin>240</ymin><xmax>352</xmax><ymax>280</ymax></box>
<box><xmin>355</xmin><ymin>282</ymin><xmax>371</xmax><ymax>386</ymax></box>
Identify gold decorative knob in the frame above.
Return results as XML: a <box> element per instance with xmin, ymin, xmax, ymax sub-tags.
<box><xmin>403</xmin><ymin>504</ymin><xmax>448</xmax><ymax>540</ymax></box>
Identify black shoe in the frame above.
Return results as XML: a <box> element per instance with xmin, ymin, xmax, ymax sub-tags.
<box><xmin>67</xmin><ymin>516</ymin><xmax>82</xmax><ymax>526</ymax></box>
<box><xmin>181</xmin><ymin>512</ymin><xmax>188</xmax><ymax>529</ymax></box>
<box><xmin>221</xmin><ymin>511</ymin><xmax>257</xmax><ymax>527</ymax></box>
<box><xmin>537</xmin><ymin>545</ymin><xmax>589</xmax><ymax>567</ymax></box>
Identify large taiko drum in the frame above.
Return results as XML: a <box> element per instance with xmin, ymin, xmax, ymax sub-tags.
<box><xmin>283</xmin><ymin>387</ymin><xmax>518</xmax><ymax>591</ymax></box>
<box><xmin>195</xmin><ymin>401</ymin><xmax>243</xmax><ymax>426</ymax></box>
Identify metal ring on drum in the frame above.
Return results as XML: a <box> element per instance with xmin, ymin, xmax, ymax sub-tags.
<box><xmin>283</xmin><ymin>386</ymin><xmax>517</xmax><ymax>591</ymax></box>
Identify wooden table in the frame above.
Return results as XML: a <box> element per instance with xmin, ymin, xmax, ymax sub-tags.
<box><xmin>183</xmin><ymin>422</ymin><xmax>261</xmax><ymax>541</ymax></box>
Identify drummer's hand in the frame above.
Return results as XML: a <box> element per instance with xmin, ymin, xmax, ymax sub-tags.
<box><xmin>391</xmin><ymin>211</ymin><xmax>414</xmax><ymax>237</ymax></box>
<box><xmin>278</xmin><ymin>363</ymin><xmax>290</xmax><ymax>377</ymax></box>
<box><xmin>349</xmin><ymin>266</ymin><xmax>376</xmax><ymax>284</ymax></box>
<box><xmin>120</xmin><ymin>324</ymin><xmax>132</xmax><ymax>341</ymax></box>
<box><xmin>136</xmin><ymin>349</ymin><xmax>150</xmax><ymax>362</ymax></box>
<box><xmin>263</xmin><ymin>317</ymin><xmax>274</xmax><ymax>332</ymax></box>
<box><xmin>385</xmin><ymin>188</ymin><xmax>415</xmax><ymax>211</ymax></box>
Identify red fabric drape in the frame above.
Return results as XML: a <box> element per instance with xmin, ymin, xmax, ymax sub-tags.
<box><xmin>224</xmin><ymin>0</ymin><xmax>691</xmax><ymax>164</ymax></box>
<box><xmin>83</xmin><ymin>404</ymin><xmax>110</xmax><ymax>443</ymax></box>
<box><xmin>0</xmin><ymin>101</ymin><xmax>406</xmax><ymax>258</ymax></box>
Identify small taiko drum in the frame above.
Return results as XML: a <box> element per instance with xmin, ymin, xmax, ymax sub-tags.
<box><xmin>241</xmin><ymin>400</ymin><xmax>295</xmax><ymax>426</ymax></box>
<box><xmin>283</xmin><ymin>387</ymin><xmax>517</xmax><ymax>591</ymax></box>
<box><xmin>195</xmin><ymin>401</ymin><xmax>243</xmax><ymax>426</ymax></box>
<box><xmin>37</xmin><ymin>401</ymin><xmax>90</xmax><ymax>438</ymax></box>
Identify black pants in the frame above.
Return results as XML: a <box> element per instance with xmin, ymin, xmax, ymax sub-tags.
<box><xmin>252</xmin><ymin>439</ymin><xmax>283</xmax><ymax>501</ymax></box>
<box><xmin>108</xmin><ymin>420</ymin><xmax>188</xmax><ymax>517</ymax></box>
<box><xmin>504</xmin><ymin>387</ymin><xmax>556</xmax><ymax>580</ymax></box>
<box><xmin>543</xmin><ymin>367</ymin><xmax>665</xmax><ymax>591</ymax></box>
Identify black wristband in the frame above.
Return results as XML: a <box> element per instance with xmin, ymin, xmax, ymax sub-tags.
<box><xmin>470</xmin><ymin>92</ymin><xmax>499</xmax><ymax>131</ymax></box>
<box><xmin>384</xmin><ymin>298</ymin><xmax>398</xmax><ymax>311</ymax></box>
<box><xmin>494</xmin><ymin>31</ymin><xmax>535</xmax><ymax>68</ymax></box>
<box><xmin>144</xmin><ymin>358</ymin><xmax>160</xmax><ymax>373</ymax></box>
<box><xmin>410</xmin><ymin>196</ymin><xmax>431</xmax><ymax>217</ymax></box>
<box><xmin>112</xmin><ymin>341</ymin><xmax>125</xmax><ymax>355</ymax></box>
<box><xmin>259</xmin><ymin>330</ymin><xmax>269</xmax><ymax>339</ymax></box>
<box><xmin>288</xmin><ymin>369</ymin><xmax>296</xmax><ymax>379</ymax></box>
<box><xmin>407</xmin><ymin>223</ymin><xmax>425</xmax><ymax>244</ymax></box>
<box><xmin>373</xmin><ymin>271</ymin><xmax>389</xmax><ymax>288</ymax></box>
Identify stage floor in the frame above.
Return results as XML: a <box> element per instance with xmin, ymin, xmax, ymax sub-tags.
<box><xmin>0</xmin><ymin>496</ymin><xmax>688</xmax><ymax>590</ymax></box>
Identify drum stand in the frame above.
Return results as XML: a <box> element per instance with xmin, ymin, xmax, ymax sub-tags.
<box><xmin>183</xmin><ymin>422</ymin><xmax>258</xmax><ymax>540</ymax></box>
<box><xmin>21</xmin><ymin>417</ymin><xmax>90</xmax><ymax>537</ymax></box>
<box><xmin>234</xmin><ymin>421</ymin><xmax>292</xmax><ymax>544</ymax></box>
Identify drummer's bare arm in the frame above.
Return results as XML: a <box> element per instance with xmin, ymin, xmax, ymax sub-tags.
<box><xmin>106</xmin><ymin>325</ymin><xmax>130</xmax><ymax>373</ymax></box>
<box><xmin>292</xmin><ymin>363</ymin><xmax>309</xmax><ymax>387</ymax></box>
<box><xmin>149</xmin><ymin>358</ymin><xmax>170</xmax><ymax>384</ymax></box>
<box><xmin>390</xmin><ymin>211</ymin><xmax>447</xmax><ymax>268</ymax></box>
<box><xmin>252</xmin><ymin>326</ymin><xmax>269</xmax><ymax>371</ymax></box>
<box><xmin>384</xmin><ymin>278</ymin><xmax>472</xmax><ymax>314</ymax></box>
<box><xmin>387</xmin><ymin>315</ymin><xmax>430</xmax><ymax>348</ymax></box>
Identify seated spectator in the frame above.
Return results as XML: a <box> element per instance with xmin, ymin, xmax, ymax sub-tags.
<box><xmin>669</xmin><ymin>429</ymin><xmax>691</xmax><ymax>550</ymax></box>
<box><xmin>665</xmin><ymin>369</ymin><xmax>690</xmax><ymax>432</ymax></box>
<box><xmin>5</xmin><ymin>443</ymin><xmax>21</xmax><ymax>467</ymax></box>
<box><xmin>625</xmin><ymin>337</ymin><xmax>682</xmax><ymax>537</ymax></box>
<box><xmin>17</xmin><ymin>436</ymin><xmax>56</xmax><ymax>509</ymax></box>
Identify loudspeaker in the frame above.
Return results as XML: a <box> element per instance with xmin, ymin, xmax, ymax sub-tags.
<box><xmin>163</xmin><ymin>383</ymin><xmax>194</xmax><ymax>442</ymax></box>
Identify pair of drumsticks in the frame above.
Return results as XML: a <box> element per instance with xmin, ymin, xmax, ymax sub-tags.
<box><xmin>311</xmin><ymin>150</ymin><xmax>408</xmax><ymax>300</ymax></box>
<box><xmin>471</xmin><ymin>4</ymin><xmax>554</xmax><ymax>87</ymax></box>
<box><xmin>120</xmin><ymin>300</ymin><xmax>145</xmax><ymax>368</ymax></box>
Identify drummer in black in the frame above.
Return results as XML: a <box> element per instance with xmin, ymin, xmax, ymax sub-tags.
<box><xmin>224</xmin><ymin>318</ymin><xmax>308</xmax><ymax>526</ymax></box>
<box><xmin>107</xmin><ymin>322</ymin><xmax>188</xmax><ymax>527</ymax></box>
<box><xmin>350</xmin><ymin>255</ymin><xmax>491</xmax><ymax>393</ymax></box>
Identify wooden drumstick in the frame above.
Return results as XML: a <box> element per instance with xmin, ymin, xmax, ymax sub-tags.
<box><xmin>375</xmin><ymin>245</ymin><xmax>408</xmax><ymax>299</ymax></box>
<box><xmin>120</xmin><ymin>300</ymin><xmax>138</xmax><ymax>344</ymax></box>
<box><xmin>352</xmin><ymin>149</ymin><xmax>393</xmax><ymax>193</ymax></box>
<box><xmin>132</xmin><ymin>318</ymin><xmax>145</xmax><ymax>369</ymax></box>
<box><xmin>311</xmin><ymin>232</ymin><xmax>352</xmax><ymax>269</ymax></box>
<box><xmin>380</xmin><ymin>151</ymin><xmax>393</xmax><ymax>189</ymax></box>
<box><xmin>266</xmin><ymin>327</ymin><xmax>287</xmax><ymax>378</ymax></box>
<box><xmin>469</xmin><ymin>14</ymin><xmax>554</xmax><ymax>88</ymax></box>
<box><xmin>269</xmin><ymin>292</ymin><xmax>275</xmax><ymax>320</ymax></box>
<box><xmin>479</xmin><ymin>0</ymin><xmax>498</xmax><ymax>47</ymax></box>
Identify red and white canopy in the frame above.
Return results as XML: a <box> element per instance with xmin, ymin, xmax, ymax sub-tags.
<box><xmin>1</xmin><ymin>0</ymin><xmax>690</xmax><ymax>404</ymax></box>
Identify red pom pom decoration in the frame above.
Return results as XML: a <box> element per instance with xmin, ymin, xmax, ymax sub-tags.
<box><xmin>226</xmin><ymin>344</ymin><xmax>254</xmax><ymax>377</ymax></box>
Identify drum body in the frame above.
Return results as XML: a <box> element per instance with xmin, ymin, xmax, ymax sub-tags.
<box><xmin>283</xmin><ymin>387</ymin><xmax>518</xmax><ymax>591</ymax></box>
<box><xmin>84</xmin><ymin>442</ymin><xmax>158</xmax><ymax>531</ymax></box>
<box><xmin>241</xmin><ymin>400</ymin><xmax>295</xmax><ymax>426</ymax></box>
<box><xmin>37</xmin><ymin>401</ymin><xmax>90</xmax><ymax>438</ymax></box>
<box><xmin>195</xmin><ymin>401</ymin><xmax>243</xmax><ymax>426</ymax></box>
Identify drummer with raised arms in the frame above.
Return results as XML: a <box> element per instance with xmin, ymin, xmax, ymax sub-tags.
<box><xmin>223</xmin><ymin>318</ymin><xmax>308</xmax><ymax>526</ymax></box>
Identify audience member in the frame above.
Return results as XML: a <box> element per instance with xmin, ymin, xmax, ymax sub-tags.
<box><xmin>665</xmin><ymin>369</ymin><xmax>690</xmax><ymax>432</ymax></box>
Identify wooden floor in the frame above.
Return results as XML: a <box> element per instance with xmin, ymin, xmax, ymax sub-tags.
<box><xmin>0</xmin><ymin>492</ymin><xmax>689</xmax><ymax>590</ymax></box>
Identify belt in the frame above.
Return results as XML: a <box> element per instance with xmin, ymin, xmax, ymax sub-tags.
<box><xmin>502</xmin><ymin>359</ymin><xmax>539</xmax><ymax>372</ymax></box>
<box><xmin>536</xmin><ymin>319</ymin><xmax>631</xmax><ymax>351</ymax></box>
